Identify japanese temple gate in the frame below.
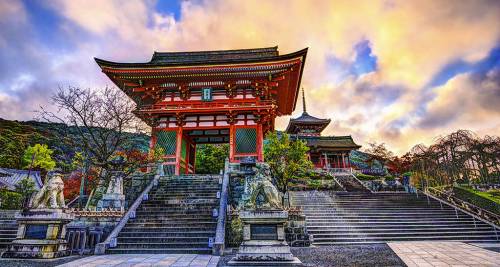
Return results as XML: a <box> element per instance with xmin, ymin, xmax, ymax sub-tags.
<box><xmin>95</xmin><ymin>47</ymin><xmax>307</xmax><ymax>174</ymax></box>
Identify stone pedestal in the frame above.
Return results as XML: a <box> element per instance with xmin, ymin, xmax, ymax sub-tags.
<box><xmin>97</xmin><ymin>193</ymin><xmax>125</xmax><ymax>211</ymax></box>
<box><xmin>228</xmin><ymin>210</ymin><xmax>301</xmax><ymax>266</ymax></box>
<box><xmin>2</xmin><ymin>209</ymin><xmax>74</xmax><ymax>259</ymax></box>
<box><xmin>97</xmin><ymin>171</ymin><xmax>125</xmax><ymax>211</ymax></box>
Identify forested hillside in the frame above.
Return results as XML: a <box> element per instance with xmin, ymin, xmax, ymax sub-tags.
<box><xmin>0</xmin><ymin>118</ymin><xmax>150</xmax><ymax>170</ymax></box>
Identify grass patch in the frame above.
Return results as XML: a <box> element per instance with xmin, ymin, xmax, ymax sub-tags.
<box><xmin>453</xmin><ymin>185</ymin><xmax>500</xmax><ymax>214</ymax></box>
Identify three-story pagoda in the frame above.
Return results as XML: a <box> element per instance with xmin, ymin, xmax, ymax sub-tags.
<box><xmin>285</xmin><ymin>89</ymin><xmax>361</xmax><ymax>170</ymax></box>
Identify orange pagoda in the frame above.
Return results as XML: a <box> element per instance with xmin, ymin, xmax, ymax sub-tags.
<box><xmin>95</xmin><ymin>47</ymin><xmax>308</xmax><ymax>175</ymax></box>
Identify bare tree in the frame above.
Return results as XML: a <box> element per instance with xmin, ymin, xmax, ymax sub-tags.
<box><xmin>39</xmin><ymin>86</ymin><xmax>144</xmax><ymax>175</ymax></box>
<box><xmin>363</xmin><ymin>142</ymin><xmax>394</xmax><ymax>169</ymax></box>
<box><xmin>407</xmin><ymin>130</ymin><xmax>500</xmax><ymax>188</ymax></box>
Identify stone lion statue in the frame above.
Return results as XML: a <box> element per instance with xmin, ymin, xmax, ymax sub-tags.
<box><xmin>31</xmin><ymin>171</ymin><xmax>66</xmax><ymax>209</ymax></box>
<box><xmin>246</xmin><ymin>163</ymin><xmax>282</xmax><ymax>210</ymax></box>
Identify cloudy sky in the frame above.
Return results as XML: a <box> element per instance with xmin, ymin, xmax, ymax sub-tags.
<box><xmin>0</xmin><ymin>0</ymin><xmax>499</xmax><ymax>154</ymax></box>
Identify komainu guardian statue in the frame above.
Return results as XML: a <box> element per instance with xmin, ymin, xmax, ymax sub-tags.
<box><xmin>31</xmin><ymin>171</ymin><xmax>66</xmax><ymax>209</ymax></box>
<box><xmin>246</xmin><ymin>163</ymin><xmax>282</xmax><ymax>209</ymax></box>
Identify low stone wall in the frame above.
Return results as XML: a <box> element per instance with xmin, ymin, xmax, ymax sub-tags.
<box><xmin>68</xmin><ymin>216</ymin><xmax>121</xmax><ymax>239</ymax></box>
<box><xmin>66</xmin><ymin>215</ymin><xmax>122</xmax><ymax>254</ymax></box>
<box><xmin>285</xmin><ymin>209</ymin><xmax>311</xmax><ymax>247</ymax></box>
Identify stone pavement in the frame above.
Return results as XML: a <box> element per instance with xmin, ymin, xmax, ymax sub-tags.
<box><xmin>388</xmin><ymin>241</ymin><xmax>500</xmax><ymax>267</ymax></box>
<box><xmin>57</xmin><ymin>254</ymin><xmax>220</xmax><ymax>267</ymax></box>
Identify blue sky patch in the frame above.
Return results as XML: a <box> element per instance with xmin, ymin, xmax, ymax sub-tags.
<box><xmin>350</xmin><ymin>40</ymin><xmax>377</xmax><ymax>76</ymax></box>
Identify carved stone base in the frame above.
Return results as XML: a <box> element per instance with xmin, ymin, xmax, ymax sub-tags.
<box><xmin>2</xmin><ymin>239</ymin><xmax>70</xmax><ymax>259</ymax></box>
<box><xmin>2</xmin><ymin>209</ymin><xmax>74</xmax><ymax>259</ymax></box>
<box><xmin>97</xmin><ymin>193</ymin><xmax>125</xmax><ymax>211</ymax></box>
<box><xmin>228</xmin><ymin>210</ymin><xmax>301</xmax><ymax>266</ymax></box>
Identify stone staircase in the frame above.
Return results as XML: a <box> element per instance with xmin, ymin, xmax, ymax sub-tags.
<box><xmin>291</xmin><ymin>191</ymin><xmax>500</xmax><ymax>245</ymax></box>
<box><xmin>0</xmin><ymin>210</ymin><xmax>18</xmax><ymax>253</ymax></box>
<box><xmin>334</xmin><ymin>173</ymin><xmax>371</xmax><ymax>192</ymax></box>
<box><xmin>107</xmin><ymin>174</ymin><xmax>221</xmax><ymax>254</ymax></box>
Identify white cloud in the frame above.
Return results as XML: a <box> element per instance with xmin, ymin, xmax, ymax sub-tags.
<box><xmin>0</xmin><ymin>0</ymin><xmax>499</xmax><ymax>154</ymax></box>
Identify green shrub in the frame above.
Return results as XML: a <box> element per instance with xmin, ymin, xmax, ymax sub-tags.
<box><xmin>0</xmin><ymin>189</ymin><xmax>23</xmax><ymax>209</ymax></box>
<box><xmin>226</xmin><ymin>216</ymin><xmax>243</xmax><ymax>247</ymax></box>
<box><xmin>453</xmin><ymin>186</ymin><xmax>500</xmax><ymax>215</ymax></box>
<box><xmin>356</xmin><ymin>173</ymin><xmax>380</xmax><ymax>181</ymax></box>
<box><xmin>384</xmin><ymin>176</ymin><xmax>395</xmax><ymax>181</ymax></box>
<box><xmin>307</xmin><ymin>179</ymin><xmax>322</xmax><ymax>190</ymax></box>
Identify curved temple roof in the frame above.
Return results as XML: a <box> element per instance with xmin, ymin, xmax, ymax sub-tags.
<box><xmin>94</xmin><ymin>46</ymin><xmax>308</xmax><ymax>116</ymax></box>
<box><xmin>285</xmin><ymin>88</ymin><xmax>331</xmax><ymax>134</ymax></box>
<box><xmin>94</xmin><ymin>46</ymin><xmax>307</xmax><ymax>68</ymax></box>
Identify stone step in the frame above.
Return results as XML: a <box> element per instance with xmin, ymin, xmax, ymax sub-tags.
<box><xmin>311</xmin><ymin>230</ymin><xmax>498</xmax><ymax>237</ymax></box>
<box><xmin>144</xmin><ymin>202</ymin><xmax>218</xmax><ymax>206</ymax></box>
<box><xmin>109</xmin><ymin>174</ymin><xmax>220</xmax><ymax>254</ymax></box>
<box><xmin>128</xmin><ymin>218</ymin><xmax>216</xmax><ymax>224</ymax></box>
<box><xmin>122</xmin><ymin>226</ymin><xmax>216</xmax><ymax>232</ymax></box>
<box><xmin>306</xmin><ymin>217</ymin><xmax>477</xmax><ymax>222</ymax></box>
<box><xmin>307</xmin><ymin>212</ymin><xmax>469</xmax><ymax>219</ymax></box>
<box><xmin>291</xmin><ymin>191</ymin><xmax>500</xmax><ymax>245</ymax></box>
<box><xmin>113</xmin><ymin>242</ymin><xmax>209</xmax><ymax>248</ymax></box>
<box><xmin>313</xmin><ymin>235</ymin><xmax>499</xmax><ymax>243</ymax></box>
<box><xmin>119</xmin><ymin>231</ymin><xmax>214</xmax><ymax>237</ymax></box>
<box><xmin>307</xmin><ymin>220</ymin><xmax>485</xmax><ymax>226</ymax></box>
<box><xmin>303</xmin><ymin>214</ymin><xmax>463</xmax><ymax>218</ymax></box>
<box><xmin>107</xmin><ymin>248</ymin><xmax>212</xmax><ymax>254</ymax></box>
<box><xmin>117</xmin><ymin>236</ymin><xmax>211</xmax><ymax>243</ymax></box>
<box><xmin>300</xmin><ymin>207</ymin><xmax>448</xmax><ymax>210</ymax></box>
<box><xmin>134</xmin><ymin>210</ymin><xmax>213</xmax><ymax>215</ymax></box>
<box><xmin>151</xmin><ymin>191</ymin><xmax>220</xmax><ymax>195</ymax></box>
<box><xmin>131</xmin><ymin>212</ymin><xmax>215</xmax><ymax>217</ymax></box>
<box><xmin>134</xmin><ymin>208</ymin><xmax>214</xmax><ymax>213</ymax></box>
<box><xmin>148</xmin><ymin>194</ymin><xmax>218</xmax><ymax>198</ymax></box>
<box><xmin>306</xmin><ymin>225</ymin><xmax>494</xmax><ymax>231</ymax></box>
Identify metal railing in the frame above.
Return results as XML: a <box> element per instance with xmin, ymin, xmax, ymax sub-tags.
<box><xmin>212</xmin><ymin>158</ymin><xmax>230</xmax><ymax>255</ymax></box>
<box><xmin>425</xmin><ymin>187</ymin><xmax>500</xmax><ymax>227</ymax></box>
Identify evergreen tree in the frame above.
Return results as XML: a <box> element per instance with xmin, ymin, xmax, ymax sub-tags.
<box><xmin>14</xmin><ymin>177</ymin><xmax>37</xmax><ymax>200</ymax></box>
<box><xmin>264</xmin><ymin>132</ymin><xmax>313</xmax><ymax>193</ymax></box>
<box><xmin>22</xmin><ymin>144</ymin><xmax>56</xmax><ymax>171</ymax></box>
<box><xmin>195</xmin><ymin>144</ymin><xmax>229</xmax><ymax>174</ymax></box>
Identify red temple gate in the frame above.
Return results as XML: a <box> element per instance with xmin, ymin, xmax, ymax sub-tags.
<box><xmin>96</xmin><ymin>47</ymin><xmax>307</xmax><ymax>174</ymax></box>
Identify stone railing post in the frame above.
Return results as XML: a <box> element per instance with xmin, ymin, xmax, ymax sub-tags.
<box><xmin>212</xmin><ymin>158</ymin><xmax>230</xmax><ymax>255</ymax></box>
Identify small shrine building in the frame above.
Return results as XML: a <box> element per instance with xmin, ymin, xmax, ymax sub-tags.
<box><xmin>95</xmin><ymin>47</ymin><xmax>307</xmax><ymax>175</ymax></box>
<box><xmin>285</xmin><ymin>89</ymin><xmax>361</xmax><ymax>170</ymax></box>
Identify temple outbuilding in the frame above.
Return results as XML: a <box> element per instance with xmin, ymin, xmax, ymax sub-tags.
<box><xmin>285</xmin><ymin>89</ymin><xmax>361</xmax><ymax>170</ymax></box>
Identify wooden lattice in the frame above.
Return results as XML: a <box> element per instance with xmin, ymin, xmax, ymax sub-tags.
<box><xmin>155</xmin><ymin>130</ymin><xmax>177</xmax><ymax>155</ymax></box>
<box><xmin>235</xmin><ymin>128</ymin><xmax>257</xmax><ymax>153</ymax></box>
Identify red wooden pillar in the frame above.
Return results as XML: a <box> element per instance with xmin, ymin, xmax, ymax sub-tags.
<box><xmin>149</xmin><ymin>128</ymin><xmax>157</xmax><ymax>152</ymax></box>
<box><xmin>256</xmin><ymin>124</ymin><xmax>264</xmax><ymax>162</ymax></box>
<box><xmin>229</xmin><ymin>124</ymin><xmax>235</xmax><ymax>162</ymax></box>
<box><xmin>191</xmin><ymin>143</ymin><xmax>197</xmax><ymax>174</ymax></box>
<box><xmin>175</xmin><ymin>127</ymin><xmax>183</xmax><ymax>175</ymax></box>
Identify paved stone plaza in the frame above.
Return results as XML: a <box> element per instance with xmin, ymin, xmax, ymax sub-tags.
<box><xmin>388</xmin><ymin>242</ymin><xmax>500</xmax><ymax>267</ymax></box>
<box><xmin>57</xmin><ymin>254</ymin><xmax>220</xmax><ymax>267</ymax></box>
<box><xmin>51</xmin><ymin>242</ymin><xmax>500</xmax><ymax>267</ymax></box>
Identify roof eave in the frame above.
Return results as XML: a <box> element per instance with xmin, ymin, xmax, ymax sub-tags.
<box><xmin>94</xmin><ymin>47</ymin><xmax>308</xmax><ymax>69</ymax></box>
